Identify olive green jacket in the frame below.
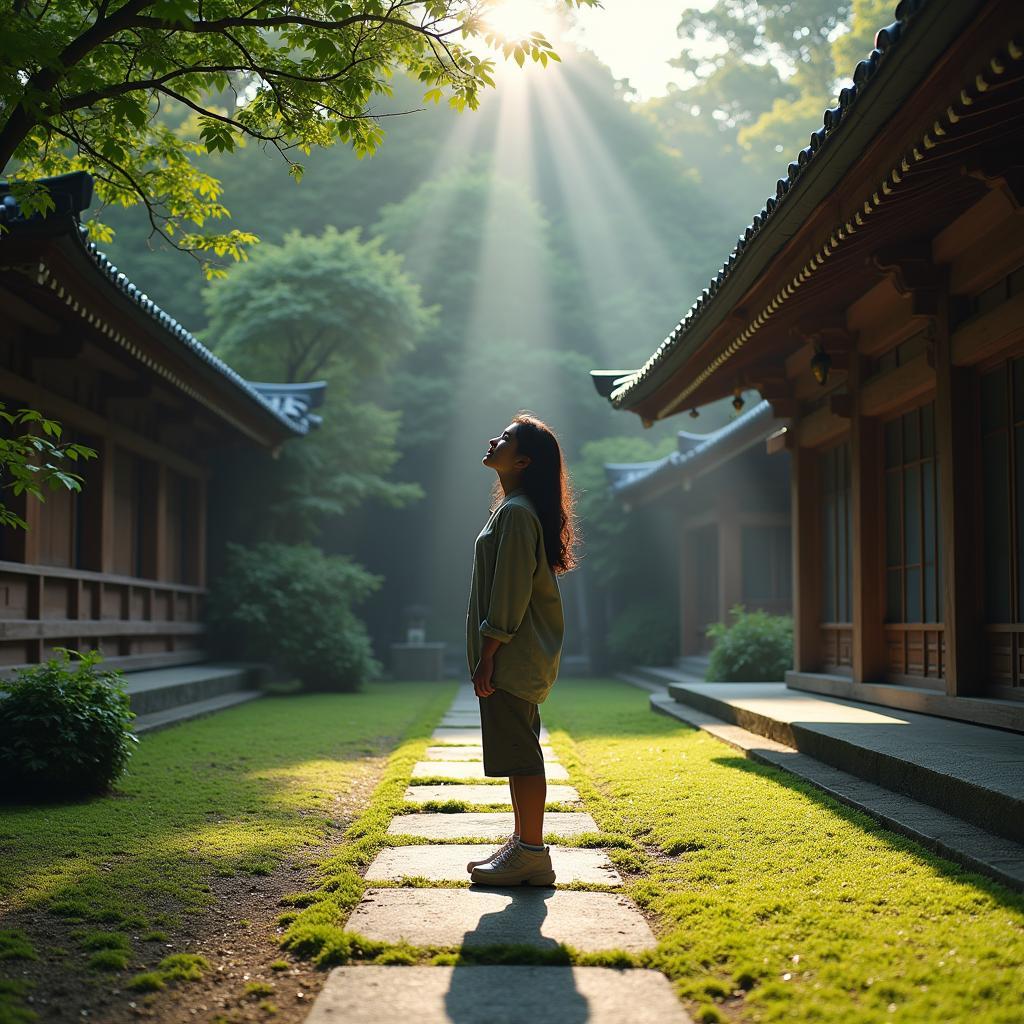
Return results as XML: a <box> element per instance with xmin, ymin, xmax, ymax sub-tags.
<box><xmin>466</xmin><ymin>491</ymin><xmax>564</xmax><ymax>704</ymax></box>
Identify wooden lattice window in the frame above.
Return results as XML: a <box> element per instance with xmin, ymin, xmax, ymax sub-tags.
<box><xmin>821</xmin><ymin>443</ymin><xmax>852</xmax><ymax>623</ymax></box>
<box><xmin>884</xmin><ymin>403</ymin><xmax>943</xmax><ymax>624</ymax></box>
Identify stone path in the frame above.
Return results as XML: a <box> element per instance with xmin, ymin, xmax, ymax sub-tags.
<box><xmin>306</xmin><ymin>686</ymin><xmax>692</xmax><ymax>1024</ymax></box>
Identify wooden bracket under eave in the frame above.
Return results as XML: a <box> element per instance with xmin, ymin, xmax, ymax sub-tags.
<box><xmin>869</xmin><ymin>243</ymin><xmax>944</xmax><ymax>318</ymax></box>
<box><xmin>963</xmin><ymin>151</ymin><xmax>1024</xmax><ymax>208</ymax></box>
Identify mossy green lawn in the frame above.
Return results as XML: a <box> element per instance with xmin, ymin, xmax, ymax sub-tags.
<box><xmin>0</xmin><ymin>681</ymin><xmax>455</xmax><ymax>1019</ymax></box>
<box><xmin>543</xmin><ymin>679</ymin><xmax>1024</xmax><ymax>1024</ymax></box>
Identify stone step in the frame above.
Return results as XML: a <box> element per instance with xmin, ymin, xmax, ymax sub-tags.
<box><xmin>424</xmin><ymin>746</ymin><xmax>558</xmax><ymax>762</ymax></box>
<box><xmin>412</xmin><ymin>761</ymin><xmax>569</xmax><ymax>781</ymax></box>
<box><xmin>666</xmin><ymin>681</ymin><xmax>1024</xmax><ymax>845</ymax></box>
<box><xmin>132</xmin><ymin>690</ymin><xmax>262</xmax><ymax>733</ymax></box>
<box><xmin>387</xmin><ymin>812</ymin><xmax>599</xmax><ymax>841</ymax></box>
<box><xmin>365</xmin><ymin>845</ymin><xmax>621</xmax><ymax>886</ymax></box>
<box><xmin>306</xmin><ymin>965</ymin><xmax>693</xmax><ymax>1023</ymax></box>
<box><xmin>345</xmin><ymin>888</ymin><xmax>656</xmax><ymax>953</ymax></box>
<box><xmin>404</xmin><ymin>784</ymin><xmax>579</xmax><ymax>807</ymax></box>
<box><xmin>652</xmin><ymin>693</ymin><xmax>1024</xmax><ymax>892</ymax></box>
<box><xmin>122</xmin><ymin>662</ymin><xmax>262</xmax><ymax>716</ymax></box>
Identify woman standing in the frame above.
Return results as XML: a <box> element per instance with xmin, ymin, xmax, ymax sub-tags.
<box><xmin>465</xmin><ymin>412</ymin><xmax>577</xmax><ymax>886</ymax></box>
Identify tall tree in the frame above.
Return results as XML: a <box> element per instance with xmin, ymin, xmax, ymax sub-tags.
<box><xmin>202</xmin><ymin>225</ymin><xmax>431</xmax><ymax>543</ymax></box>
<box><xmin>0</xmin><ymin>0</ymin><xmax>595</xmax><ymax>275</ymax></box>
<box><xmin>642</xmin><ymin>0</ymin><xmax>854</xmax><ymax>211</ymax></box>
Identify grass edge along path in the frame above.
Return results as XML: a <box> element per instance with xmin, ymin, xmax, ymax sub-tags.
<box><xmin>541</xmin><ymin>678</ymin><xmax>1024</xmax><ymax>1024</ymax></box>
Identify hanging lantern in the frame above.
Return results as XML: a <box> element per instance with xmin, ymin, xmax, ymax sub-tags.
<box><xmin>811</xmin><ymin>343</ymin><xmax>832</xmax><ymax>386</ymax></box>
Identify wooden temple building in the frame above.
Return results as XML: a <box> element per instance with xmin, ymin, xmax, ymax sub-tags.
<box><xmin>605</xmin><ymin>401</ymin><xmax>791</xmax><ymax>656</ymax></box>
<box><xmin>593</xmin><ymin>0</ymin><xmax>1024</xmax><ymax>731</ymax></box>
<box><xmin>0</xmin><ymin>172</ymin><xmax>322</xmax><ymax>674</ymax></box>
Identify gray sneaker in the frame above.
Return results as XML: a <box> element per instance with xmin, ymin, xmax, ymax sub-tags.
<box><xmin>465</xmin><ymin>834</ymin><xmax>518</xmax><ymax>874</ymax></box>
<box><xmin>471</xmin><ymin>843</ymin><xmax>556</xmax><ymax>887</ymax></box>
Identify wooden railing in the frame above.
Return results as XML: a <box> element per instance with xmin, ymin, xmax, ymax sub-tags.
<box><xmin>984</xmin><ymin>625</ymin><xmax>1024</xmax><ymax>696</ymax></box>
<box><xmin>819</xmin><ymin>624</ymin><xmax>853</xmax><ymax>673</ymax></box>
<box><xmin>883</xmin><ymin>623</ymin><xmax>944</xmax><ymax>687</ymax></box>
<box><xmin>0</xmin><ymin>560</ymin><xmax>206</xmax><ymax>674</ymax></box>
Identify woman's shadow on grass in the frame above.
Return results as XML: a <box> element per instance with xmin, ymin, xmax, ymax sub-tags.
<box><xmin>444</xmin><ymin>886</ymin><xmax>590</xmax><ymax>1024</ymax></box>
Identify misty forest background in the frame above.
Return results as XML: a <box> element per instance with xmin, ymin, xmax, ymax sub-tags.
<box><xmin>95</xmin><ymin>0</ymin><xmax>887</xmax><ymax>672</ymax></box>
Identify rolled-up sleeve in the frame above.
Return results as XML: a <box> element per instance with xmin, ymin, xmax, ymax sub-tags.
<box><xmin>480</xmin><ymin>506</ymin><xmax>539</xmax><ymax>643</ymax></box>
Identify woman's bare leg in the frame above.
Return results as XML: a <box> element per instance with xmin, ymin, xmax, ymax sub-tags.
<box><xmin>510</xmin><ymin>774</ymin><xmax>546</xmax><ymax>847</ymax></box>
<box><xmin>509</xmin><ymin>777</ymin><xmax>521</xmax><ymax>838</ymax></box>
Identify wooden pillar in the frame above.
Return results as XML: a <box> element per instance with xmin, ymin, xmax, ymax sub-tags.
<box><xmin>193</xmin><ymin>475</ymin><xmax>207</xmax><ymax>589</ymax></box>
<box><xmin>97</xmin><ymin>438</ymin><xmax>116</xmax><ymax>575</ymax></box>
<box><xmin>850</xmin><ymin>354</ymin><xmax>888</xmax><ymax>683</ymax></box>
<box><xmin>934</xmin><ymin>293</ymin><xmax>981</xmax><ymax>696</ymax></box>
<box><xmin>153</xmin><ymin>463</ymin><xmax>169</xmax><ymax>581</ymax></box>
<box><xmin>718</xmin><ymin>511</ymin><xmax>742</xmax><ymax>623</ymax></box>
<box><xmin>790</xmin><ymin>441</ymin><xmax>821</xmax><ymax>672</ymax></box>
<box><xmin>679</xmin><ymin>525</ymin><xmax>697</xmax><ymax>656</ymax></box>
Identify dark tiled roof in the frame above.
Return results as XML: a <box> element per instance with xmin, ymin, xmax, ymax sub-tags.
<box><xmin>606</xmin><ymin>0</ymin><xmax>932</xmax><ymax>409</ymax></box>
<box><xmin>0</xmin><ymin>172</ymin><xmax>309</xmax><ymax>437</ymax></box>
<box><xmin>605</xmin><ymin>399</ymin><xmax>781</xmax><ymax>499</ymax></box>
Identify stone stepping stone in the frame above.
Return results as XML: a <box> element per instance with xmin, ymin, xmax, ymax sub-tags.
<box><xmin>432</xmin><ymin>726</ymin><xmax>549</xmax><ymax>744</ymax></box>
<box><xmin>412</xmin><ymin>760</ymin><xmax>570</xmax><ymax>781</ymax></box>
<box><xmin>404</xmin><ymin>784</ymin><xmax>579</xmax><ymax>806</ymax></box>
<box><xmin>345</xmin><ymin>888</ymin><xmax>656</xmax><ymax>953</ymax></box>
<box><xmin>307</xmin><ymin>965</ymin><xmax>693</xmax><ymax>1023</ymax></box>
<box><xmin>365</xmin><ymin>845</ymin><xmax>622</xmax><ymax>886</ymax></box>
<box><xmin>424</xmin><ymin>745</ymin><xmax>558</xmax><ymax>762</ymax></box>
<box><xmin>387</xmin><ymin>812</ymin><xmax>599</xmax><ymax>840</ymax></box>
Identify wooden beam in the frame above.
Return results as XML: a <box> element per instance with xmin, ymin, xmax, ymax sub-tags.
<box><xmin>829</xmin><ymin>394</ymin><xmax>853</xmax><ymax>419</ymax></box>
<box><xmin>870</xmin><ymin>243</ymin><xmax>943</xmax><ymax>318</ymax></box>
<box><xmin>797</xmin><ymin>406</ymin><xmax>849</xmax><ymax>450</ymax></box>
<box><xmin>860</xmin><ymin>353</ymin><xmax>935</xmax><ymax>419</ymax></box>
<box><xmin>934</xmin><ymin>282</ymin><xmax>981</xmax><ymax>696</ymax></box>
<box><xmin>964</xmin><ymin>151</ymin><xmax>1024</xmax><ymax>208</ymax></box>
<box><xmin>0</xmin><ymin>368</ymin><xmax>208</xmax><ymax>480</ymax></box>
<box><xmin>850</xmin><ymin>354</ymin><xmax>887</xmax><ymax>683</ymax></box>
<box><xmin>790</xmin><ymin>443</ymin><xmax>821</xmax><ymax>673</ymax></box>
<box><xmin>28</xmin><ymin>336</ymin><xmax>83</xmax><ymax>360</ymax></box>
<box><xmin>946</xmin><ymin>206</ymin><xmax>1024</xmax><ymax>297</ymax></box>
<box><xmin>951</xmin><ymin>290</ymin><xmax>1024</xmax><ymax>366</ymax></box>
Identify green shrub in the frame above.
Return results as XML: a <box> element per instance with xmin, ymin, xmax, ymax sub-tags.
<box><xmin>606</xmin><ymin>603</ymin><xmax>678</xmax><ymax>666</ymax></box>
<box><xmin>207</xmin><ymin>542</ymin><xmax>380</xmax><ymax>692</ymax></box>
<box><xmin>0</xmin><ymin>650</ymin><xmax>137</xmax><ymax>800</ymax></box>
<box><xmin>706</xmin><ymin>605</ymin><xmax>793</xmax><ymax>682</ymax></box>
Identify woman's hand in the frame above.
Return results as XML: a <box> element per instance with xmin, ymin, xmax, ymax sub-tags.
<box><xmin>472</xmin><ymin>654</ymin><xmax>495</xmax><ymax>698</ymax></box>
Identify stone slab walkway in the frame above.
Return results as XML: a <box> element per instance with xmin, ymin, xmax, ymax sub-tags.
<box><xmin>304</xmin><ymin>686</ymin><xmax>691</xmax><ymax>1023</ymax></box>
<box><xmin>387</xmin><ymin>812</ymin><xmax>599</xmax><ymax>840</ymax></box>
<box><xmin>403</xmin><ymin>783</ymin><xmax>580</xmax><ymax>806</ymax></box>
<box><xmin>365</xmin><ymin>845</ymin><xmax>622</xmax><ymax>885</ymax></box>
<box><xmin>412</xmin><ymin>760</ymin><xmax>570</xmax><ymax>780</ymax></box>
<box><xmin>307</xmin><ymin>966</ymin><xmax>693</xmax><ymax>1024</ymax></box>
<box><xmin>347</xmin><ymin>888</ymin><xmax>656</xmax><ymax>952</ymax></box>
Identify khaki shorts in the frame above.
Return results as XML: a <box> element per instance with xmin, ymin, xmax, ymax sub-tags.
<box><xmin>478</xmin><ymin>687</ymin><xmax>545</xmax><ymax>777</ymax></box>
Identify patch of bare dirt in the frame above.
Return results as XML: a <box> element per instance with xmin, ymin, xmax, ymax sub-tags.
<box><xmin>3</xmin><ymin>755</ymin><xmax>387</xmax><ymax>1024</ymax></box>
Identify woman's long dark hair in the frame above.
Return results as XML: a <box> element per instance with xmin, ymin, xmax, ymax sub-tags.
<box><xmin>491</xmin><ymin>412</ymin><xmax>578</xmax><ymax>575</ymax></box>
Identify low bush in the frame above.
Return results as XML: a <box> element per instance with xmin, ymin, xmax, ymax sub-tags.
<box><xmin>0</xmin><ymin>650</ymin><xmax>137</xmax><ymax>800</ymax></box>
<box><xmin>207</xmin><ymin>542</ymin><xmax>381</xmax><ymax>692</ymax></box>
<box><xmin>606</xmin><ymin>603</ymin><xmax>678</xmax><ymax>667</ymax></box>
<box><xmin>705</xmin><ymin>605</ymin><xmax>793</xmax><ymax>681</ymax></box>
